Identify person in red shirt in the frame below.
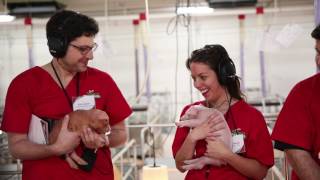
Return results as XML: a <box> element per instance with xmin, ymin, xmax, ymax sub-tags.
<box><xmin>172</xmin><ymin>44</ymin><xmax>274</xmax><ymax>179</ymax></box>
<box><xmin>0</xmin><ymin>10</ymin><xmax>132</xmax><ymax>180</ymax></box>
<box><xmin>271</xmin><ymin>25</ymin><xmax>320</xmax><ymax>180</ymax></box>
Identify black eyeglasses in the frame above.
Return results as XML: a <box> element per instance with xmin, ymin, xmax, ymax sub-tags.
<box><xmin>69</xmin><ymin>43</ymin><xmax>98</xmax><ymax>55</ymax></box>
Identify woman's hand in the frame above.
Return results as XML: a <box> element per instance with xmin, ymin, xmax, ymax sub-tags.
<box><xmin>205</xmin><ymin>139</ymin><xmax>232</xmax><ymax>161</ymax></box>
<box><xmin>80</xmin><ymin>127</ymin><xmax>107</xmax><ymax>149</ymax></box>
<box><xmin>188</xmin><ymin>114</ymin><xmax>218</xmax><ymax>142</ymax></box>
<box><xmin>189</xmin><ymin>112</ymin><xmax>226</xmax><ymax>142</ymax></box>
<box><xmin>176</xmin><ymin>108</ymin><xmax>200</xmax><ymax>127</ymax></box>
<box><xmin>182</xmin><ymin>156</ymin><xmax>225</xmax><ymax>170</ymax></box>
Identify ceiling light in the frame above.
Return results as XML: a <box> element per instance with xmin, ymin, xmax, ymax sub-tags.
<box><xmin>0</xmin><ymin>14</ymin><xmax>15</xmax><ymax>22</ymax></box>
<box><xmin>0</xmin><ymin>0</ymin><xmax>15</xmax><ymax>23</ymax></box>
<box><xmin>7</xmin><ymin>1</ymin><xmax>65</xmax><ymax>17</ymax></box>
<box><xmin>177</xmin><ymin>6</ymin><xmax>214</xmax><ymax>15</ymax></box>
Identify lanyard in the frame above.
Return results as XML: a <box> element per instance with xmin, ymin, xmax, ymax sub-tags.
<box><xmin>204</xmin><ymin>99</ymin><xmax>238</xmax><ymax>130</ymax></box>
<box><xmin>225</xmin><ymin>109</ymin><xmax>237</xmax><ymax>130</ymax></box>
<box><xmin>225</xmin><ymin>98</ymin><xmax>238</xmax><ymax>131</ymax></box>
<box><xmin>50</xmin><ymin>61</ymin><xmax>80</xmax><ymax>109</ymax></box>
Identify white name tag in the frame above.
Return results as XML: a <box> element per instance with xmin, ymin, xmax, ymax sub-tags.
<box><xmin>73</xmin><ymin>95</ymin><xmax>96</xmax><ymax>110</ymax></box>
<box><xmin>232</xmin><ymin>134</ymin><xmax>245</xmax><ymax>153</ymax></box>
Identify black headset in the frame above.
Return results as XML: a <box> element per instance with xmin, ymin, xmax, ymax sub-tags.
<box><xmin>217</xmin><ymin>57</ymin><xmax>236</xmax><ymax>86</ymax></box>
<box><xmin>47</xmin><ymin>32</ymin><xmax>68</xmax><ymax>58</ymax></box>
<box><xmin>47</xmin><ymin>13</ymin><xmax>78</xmax><ymax>58</ymax></box>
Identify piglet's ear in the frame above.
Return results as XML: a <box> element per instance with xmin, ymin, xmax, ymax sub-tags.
<box><xmin>90</xmin><ymin>109</ymin><xmax>109</xmax><ymax>121</ymax></box>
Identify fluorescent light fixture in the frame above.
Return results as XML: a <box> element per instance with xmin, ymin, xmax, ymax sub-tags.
<box><xmin>7</xmin><ymin>1</ymin><xmax>65</xmax><ymax>17</ymax></box>
<box><xmin>177</xmin><ymin>6</ymin><xmax>214</xmax><ymax>14</ymax></box>
<box><xmin>1</xmin><ymin>0</ymin><xmax>15</xmax><ymax>22</ymax></box>
<box><xmin>0</xmin><ymin>14</ymin><xmax>15</xmax><ymax>23</ymax></box>
<box><xmin>11</xmin><ymin>6</ymin><xmax>57</xmax><ymax>14</ymax></box>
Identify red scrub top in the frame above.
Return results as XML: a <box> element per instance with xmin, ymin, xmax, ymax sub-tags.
<box><xmin>272</xmin><ymin>73</ymin><xmax>320</xmax><ymax>180</ymax></box>
<box><xmin>172</xmin><ymin>100</ymin><xmax>274</xmax><ymax>180</ymax></box>
<box><xmin>1</xmin><ymin>66</ymin><xmax>132</xmax><ymax>180</ymax></box>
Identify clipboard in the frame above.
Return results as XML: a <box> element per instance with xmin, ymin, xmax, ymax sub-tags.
<box><xmin>28</xmin><ymin>114</ymin><xmax>49</xmax><ymax>144</ymax></box>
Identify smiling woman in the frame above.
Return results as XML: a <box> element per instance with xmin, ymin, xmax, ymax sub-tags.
<box><xmin>172</xmin><ymin>44</ymin><xmax>274</xmax><ymax>180</ymax></box>
<box><xmin>187</xmin><ymin>45</ymin><xmax>241</xmax><ymax>112</ymax></box>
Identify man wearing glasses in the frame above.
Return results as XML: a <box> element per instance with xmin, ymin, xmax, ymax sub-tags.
<box><xmin>1</xmin><ymin>10</ymin><xmax>132</xmax><ymax>179</ymax></box>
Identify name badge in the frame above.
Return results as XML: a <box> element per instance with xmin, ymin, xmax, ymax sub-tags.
<box><xmin>73</xmin><ymin>95</ymin><xmax>96</xmax><ymax>110</ymax></box>
<box><xmin>232</xmin><ymin>128</ymin><xmax>246</xmax><ymax>153</ymax></box>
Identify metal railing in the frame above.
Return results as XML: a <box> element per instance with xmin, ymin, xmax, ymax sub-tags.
<box><xmin>0</xmin><ymin>138</ymin><xmax>138</xmax><ymax>180</ymax></box>
<box><xmin>127</xmin><ymin>113</ymin><xmax>175</xmax><ymax>162</ymax></box>
<box><xmin>112</xmin><ymin>139</ymin><xmax>137</xmax><ymax>180</ymax></box>
<box><xmin>252</xmin><ymin>96</ymin><xmax>287</xmax><ymax>180</ymax></box>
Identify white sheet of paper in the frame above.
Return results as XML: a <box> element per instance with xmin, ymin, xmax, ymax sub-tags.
<box><xmin>28</xmin><ymin>115</ymin><xmax>47</xmax><ymax>144</ymax></box>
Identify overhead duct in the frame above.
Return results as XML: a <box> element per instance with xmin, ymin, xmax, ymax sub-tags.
<box><xmin>206</xmin><ymin>0</ymin><xmax>257</xmax><ymax>8</ymax></box>
<box><xmin>7</xmin><ymin>1</ymin><xmax>65</xmax><ymax>17</ymax></box>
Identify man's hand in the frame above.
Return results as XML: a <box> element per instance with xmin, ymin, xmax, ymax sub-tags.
<box><xmin>80</xmin><ymin>127</ymin><xmax>107</xmax><ymax>149</ymax></box>
<box><xmin>52</xmin><ymin>115</ymin><xmax>81</xmax><ymax>155</ymax></box>
<box><xmin>65</xmin><ymin>151</ymin><xmax>88</xmax><ymax>169</ymax></box>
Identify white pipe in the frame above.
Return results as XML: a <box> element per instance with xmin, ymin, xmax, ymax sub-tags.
<box><xmin>97</xmin><ymin>5</ymin><xmax>313</xmax><ymax>20</ymax></box>
<box><xmin>128</xmin><ymin>123</ymin><xmax>175</xmax><ymax>128</ymax></box>
<box><xmin>104</xmin><ymin>0</ymin><xmax>108</xmax><ymax>17</ymax></box>
<box><xmin>3</xmin><ymin>4</ymin><xmax>313</xmax><ymax>25</ymax></box>
<box><xmin>271</xmin><ymin>165</ymin><xmax>285</xmax><ymax>180</ymax></box>
<box><xmin>144</xmin><ymin>0</ymin><xmax>149</xmax><ymax>23</ymax></box>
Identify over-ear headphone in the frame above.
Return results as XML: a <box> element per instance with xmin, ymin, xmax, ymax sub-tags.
<box><xmin>47</xmin><ymin>12</ymin><xmax>79</xmax><ymax>58</ymax></box>
<box><xmin>217</xmin><ymin>58</ymin><xmax>236</xmax><ymax>86</ymax></box>
<box><xmin>47</xmin><ymin>32</ymin><xmax>68</xmax><ymax>58</ymax></box>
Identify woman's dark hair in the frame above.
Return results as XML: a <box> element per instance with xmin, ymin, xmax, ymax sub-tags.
<box><xmin>186</xmin><ymin>44</ymin><xmax>244</xmax><ymax>100</ymax></box>
<box><xmin>311</xmin><ymin>24</ymin><xmax>320</xmax><ymax>40</ymax></box>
